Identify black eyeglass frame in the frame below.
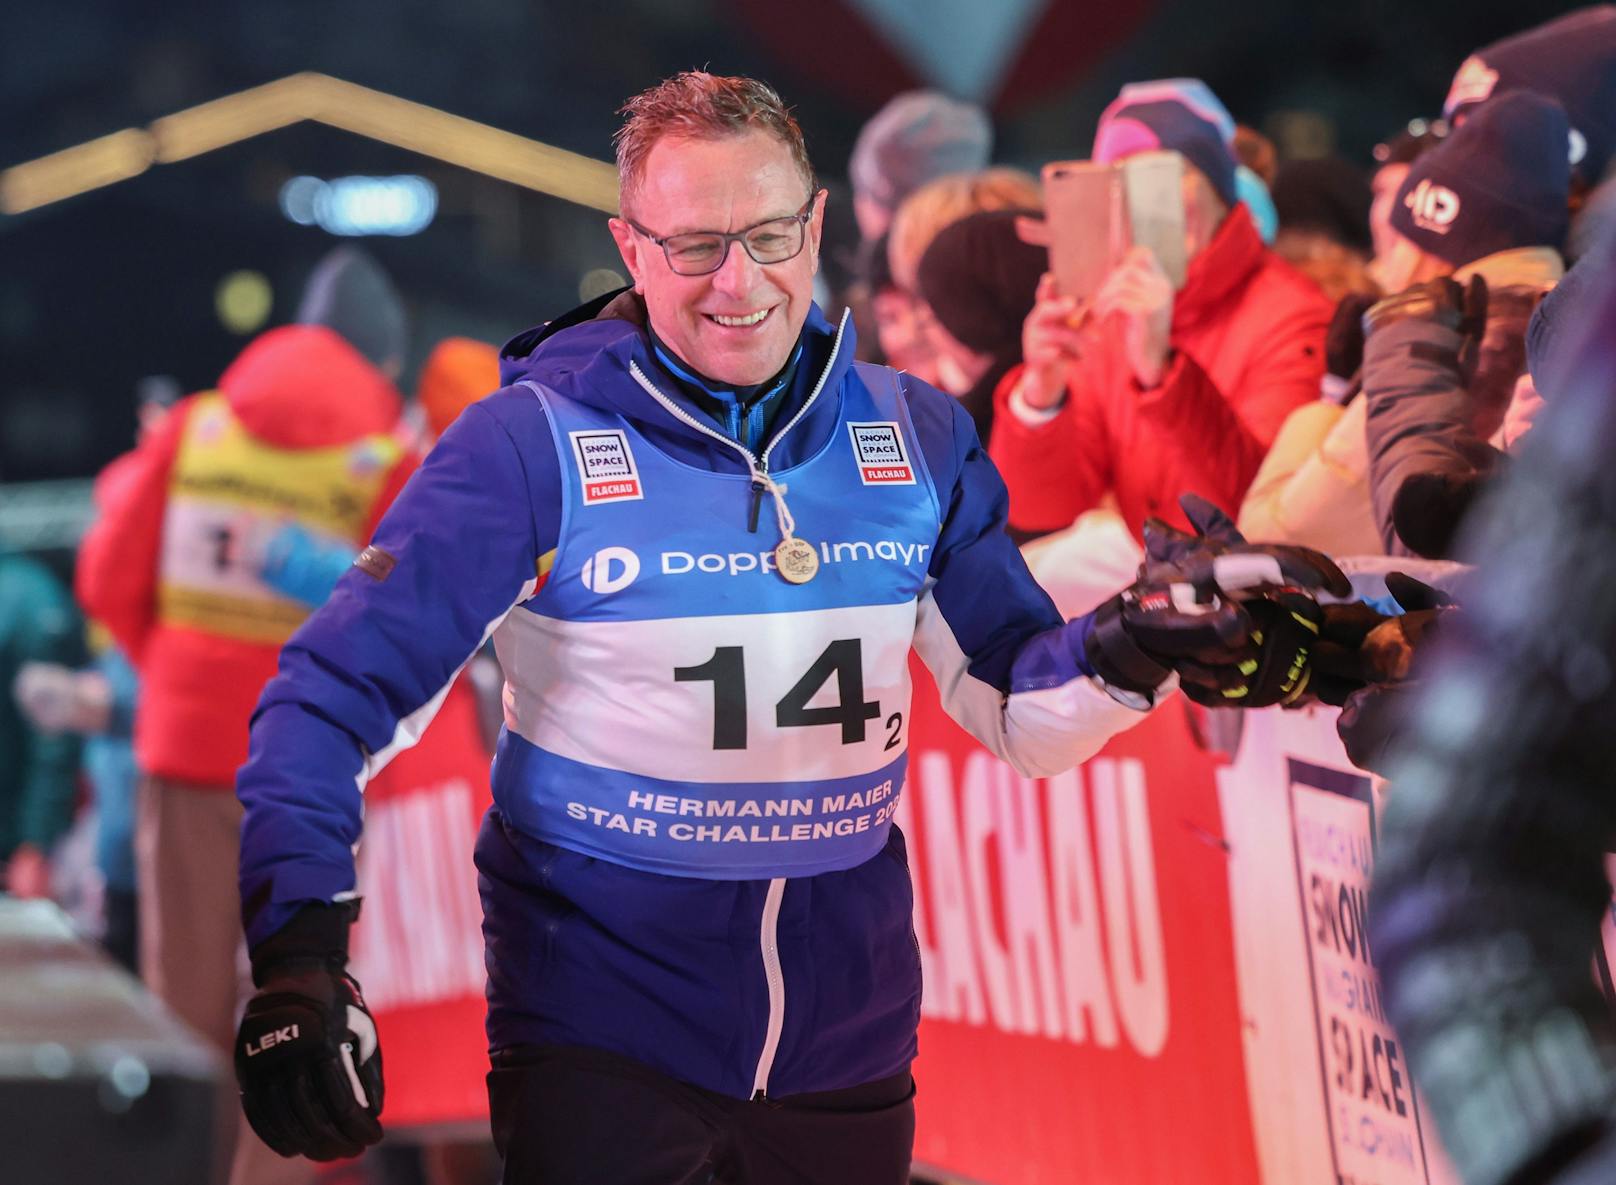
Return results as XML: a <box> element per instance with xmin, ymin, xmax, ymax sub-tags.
<box><xmin>624</xmin><ymin>192</ymin><xmax>822</xmax><ymax>276</ymax></box>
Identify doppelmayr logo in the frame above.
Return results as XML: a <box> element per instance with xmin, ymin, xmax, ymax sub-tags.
<box><xmin>580</xmin><ymin>546</ymin><xmax>640</xmax><ymax>594</ymax></box>
<box><xmin>579</xmin><ymin>539</ymin><xmax>931</xmax><ymax>594</ymax></box>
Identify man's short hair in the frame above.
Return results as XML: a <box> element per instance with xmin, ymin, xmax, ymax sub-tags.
<box><xmin>615</xmin><ymin>71</ymin><xmax>816</xmax><ymax>214</ymax></box>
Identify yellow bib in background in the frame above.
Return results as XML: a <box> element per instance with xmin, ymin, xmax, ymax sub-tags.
<box><xmin>157</xmin><ymin>392</ymin><xmax>399</xmax><ymax>645</ymax></box>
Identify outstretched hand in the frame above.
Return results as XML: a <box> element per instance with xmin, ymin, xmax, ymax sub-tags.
<box><xmin>1089</xmin><ymin>494</ymin><xmax>1347</xmax><ymax>708</ymax></box>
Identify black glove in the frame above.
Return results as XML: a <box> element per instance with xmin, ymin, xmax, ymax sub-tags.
<box><xmin>1312</xmin><ymin>572</ymin><xmax>1452</xmax><ymax>705</ymax></box>
<box><xmin>1085</xmin><ymin>575</ymin><xmax>1251</xmax><ymax>701</ymax></box>
<box><xmin>1176</xmin><ymin>589</ymin><xmax>1324</xmax><ymax>708</ymax></box>
<box><xmin>1139</xmin><ymin>494</ymin><xmax>1352</xmax><ymax>601</ymax></box>
<box><xmin>1317</xmin><ymin>574</ymin><xmax>1455</xmax><ymax>771</ymax></box>
<box><xmin>1363</xmin><ymin>274</ymin><xmax>1489</xmax><ymax>381</ymax></box>
<box><xmin>1088</xmin><ymin>494</ymin><xmax>1347</xmax><ymax>703</ymax></box>
<box><xmin>1326</xmin><ymin>292</ymin><xmax>1376</xmax><ymax>382</ymax></box>
<box><xmin>236</xmin><ymin>903</ymin><xmax>384</xmax><ymax>1161</ymax></box>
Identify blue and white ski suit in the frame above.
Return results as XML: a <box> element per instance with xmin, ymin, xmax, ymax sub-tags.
<box><xmin>237</xmin><ymin>293</ymin><xmax>1151</xmax><ymax>1100</ymax></box>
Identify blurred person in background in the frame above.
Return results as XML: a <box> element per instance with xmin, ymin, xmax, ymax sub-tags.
<box><xmin>1236</xmin><ymin>95</ymin><xmax>1568</xmax><ymax>557</ymax></box>
<box><xmin>1362</xmin><ymin>184</ymin><xmax>1616</xmax><ymax>1185</ymax></box>
<box><xmin>848</xmin><ymin>90</ymin><xmax>993</xmax><ymax>245</ymax></box>
<box><xmin>1441</xmin><ymin>5</ymin><xmax>1616</xmax><ymax>193</ymax></box>
<box><xmin>878</xmin><ymin>167</ymin><xmax>1044</xmax><ymax>386</ymax></box>
<box><xmin>913</xmin><ymin>207</ymin><xmax>1045</xmax><ymax>442</ymax></box>
<box><xmin>884</xmin><ymin>165</ymin><xmax>1042</xmax><ymax>296</ymax></box>
<box><xmin>75</xmin><ymin>245</ymin><xmax>414</xmax><ymax>1185</ymax></box>
<box><xmin>1361</xmin><ymin>91</ymin><xmax>1570</xmax><ymax>558</ymax></box>
<box><xmin>844</xmin><ymin>91</ymin><xmax>992</xmax><ymax>371</ymax></box>
<box><xmin>1270</xmin><ymin>155</ymin><xmax>1375</xmax><ymax>302</ymax></box>
<box><xmin>14</xmin><ymin>627</ymin><xmax>141</xmax><ymax>972</ymax></box>
<box><xmin>1237</xmin><ymin>118</ymin><xmax>1449</xmax><ymax>555</ymax></box>
<box><xmin>991</xmin><ymin>78</ymin><xmax>1331</xmax><ymax>541</ymax></box>
<box><xmin>225</xmin><ymin>70</ymin><xmax>1346</xmax><ymax>1185</ymax></box>
<box><xmin>0</xmin><ymin>546</ymin><xmax>83</xmax><ymax>901</ymax></box>
<box><xmin>1369</xmin><ymin>119</ymin><xmax>1449</xmax><ymax>276</ymax></box>
<box><xmin>856</xmin><ymin>232</ymin><xmax>941</xmax><ymax>383</ymax></box>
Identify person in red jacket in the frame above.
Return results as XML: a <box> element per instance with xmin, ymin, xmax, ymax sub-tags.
<box><xmin>989</xmin><ymin>79</ymin><xmax>1332</xmax><ymax>540</ymax></box>
<box><xmin>76</xmin><ymin>249</ymin><xmax>414</xmax><ymax>1185</ymax></box>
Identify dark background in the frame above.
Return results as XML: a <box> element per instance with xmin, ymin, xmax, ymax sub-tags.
<box><xmin>0</xmin><ymin>0</ymin><xmax>1585</xmax><ymax>483</ymax></box>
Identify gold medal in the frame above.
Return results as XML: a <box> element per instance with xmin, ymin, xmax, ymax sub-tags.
<box><xmin>774</xmin><ymin>536</ymin><xmax>819</xmax><ymax>584</ymax></box>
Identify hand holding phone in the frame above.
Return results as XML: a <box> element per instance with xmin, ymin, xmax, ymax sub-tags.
<box><xmin>1018</xmin><ymin>272</ymin><xmax>1087</xmax><ymax>410</ymax></box>
<box><xmin>1092</xmin><ymin>246</ymin><xmax>1174</xmax><ymax>389</ymax></box>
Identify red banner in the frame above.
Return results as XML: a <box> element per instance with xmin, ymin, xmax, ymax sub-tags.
<box><xmin>904</xmin><ymin>657</ymin><xmax>1260</xmax><ymax>1184</ymax></box>
<box><xmin>349</xmin><ymin>678</ymin><xmax>492</xmax><ymax>1131</ymax></box>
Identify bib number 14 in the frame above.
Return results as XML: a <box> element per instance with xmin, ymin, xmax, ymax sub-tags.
<box><xmin>674</xmin><ymin>639</ymin><xmax>901</xmax><ymax>752</ymax></box>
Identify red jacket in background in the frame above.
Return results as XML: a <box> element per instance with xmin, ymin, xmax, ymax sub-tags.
<box><xmin>76</xmin><ymin>325</ymin><xmax>415</xmax><ymax>787</ymax></box>
<box><xmin>989</xmin><ymin>205</ymin><xmax>1331</xmax><ymax>539</ymax></box>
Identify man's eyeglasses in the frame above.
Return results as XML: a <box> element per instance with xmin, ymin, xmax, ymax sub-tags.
<box><xmin>626</xmin><ymin>194</ymin><xmax>819</xmax><ymax>276</ymax></box>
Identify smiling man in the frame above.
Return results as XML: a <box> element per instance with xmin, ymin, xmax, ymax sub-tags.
<box><xmin>229</xmin><ymin>72</ymin><xmax>1345</xmax><ymax>1185</ymax></box>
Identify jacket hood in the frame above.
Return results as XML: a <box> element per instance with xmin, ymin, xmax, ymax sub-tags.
<box><xmin>499</xmin><ymin>289</ymin><xmax>855</xmax><ymax>470</ymax></box>
<box><xmin>218</xmin><ymin>325</ymin><xmax>403</xmax><ymax>449</ymax></box>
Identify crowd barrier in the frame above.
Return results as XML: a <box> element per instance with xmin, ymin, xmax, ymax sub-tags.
<box><xmin>907</xmin><ymin>549</ymin><xmax>1469</xmax><ymax>1185</ymax></box>
<box><xmin>348</xmin><ymin>527</ymin><xmax>1476</xmax><ymax>1183</ymax></box>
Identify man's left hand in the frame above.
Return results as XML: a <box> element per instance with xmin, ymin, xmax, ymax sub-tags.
<box><xmin>1093</xmin><ymin>246</ymin><xmax>1174</xmax><ymax>389</ymax></box>
<box><xmin>1086</xmin><ymin>494</ymin><xmax>1348</xmax><ymax>707</ymax></box>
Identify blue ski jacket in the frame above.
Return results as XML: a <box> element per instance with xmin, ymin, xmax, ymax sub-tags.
<box><xmin>237</xmin><ymin>291</ymin><xmax>1151</xmax><ymax>1099</ymax></box>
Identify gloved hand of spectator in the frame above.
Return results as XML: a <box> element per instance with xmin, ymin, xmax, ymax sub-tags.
<box><xmin>1316</xmin><ymin>574</ymin><xmax>1455</xmax><ymax>772</ymax></box>
<box><xmin>1016</xmin><ymin>272</ymin><xmax>1086</xmax><ymax>412</ymax></box>
<box><xmin>1086</xmin><ymin>494</ymin><xmax>1348</xmax><ymax>707</ymax></box>
<box><xmin>236</xmin><ymin>903</ymin><xmax>384</xmax><ymax>1161</ymax></box>
<box><xmin>1093</xmin><ymin>246</ymin><xmax>1174</xmax><ymax>389</ymax></box>
<box><xmin>1312</xmin><ymin>572</ymin><xmax>1452</xmax><ymax>702</ymax></box>
<box><xmin>1363</xmin><ymin>274</ymin><xmax>1489</xmax><ymax>380</ymax></box>
<box><xmin>1322</xmin><ymin>292</ymin><xmax>1376</xmax><ymax>403</ymax></box>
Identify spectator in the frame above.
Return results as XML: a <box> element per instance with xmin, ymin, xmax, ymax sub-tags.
<box><xmin>1271</xmin><ymin>156</ymin><xmax>1375</xmax><ymax>301</ymax></box>
<box><xmin>877</xmin><ymin>166</ymin><xmax>1042</xmax><ymax>387</ymax></box>
<box><xmin>74</xmin><ymin>247</ymin><xmax>415</xmax><ymax>1185</ymax></box>
<box><xmin>886</xmin><ymin>166</ymin><xmax>1043</xmax><ymax>295</ymax></box>
<box><xmin>849</xmin><ymin>90</ymin><xmax>992</xmax><ymax>244</ymax></box>
<box><xmin>1362</xmin><ymin>91</ymin><xmax>1570</xmax><ymax>557</ymax></box>
<box><xmin>1238</xmin><ymin>120</ymin><xmax>1448</xmax><ymax>555</ymax></box>
<box><xmin>990</xmin><ymin>78</ymin><xmax>1332</xmax><ymax>540</ymax></box>
<box><xmin>914</xmin><ymin>208</ymin><xmax>1046</xmax><ymax>442</ymax></box>
<box><xmin>1444</xmin><ymin>5</ymin><xmax>1616</xmax><ymax>187</ymax></box>
<box><xmin>417</xmin><ymin>336</ymin><xmax>502</xmax><ymax>443</ymax></box>
<box><xmin>13</xmin><ymin>633</ymin><xmax>141</xmax><ymax>971</ymax></box>
<box><xmin>0</xmin><ymin>548</ymin><xmax>82</xmax><ymax>901</ymax></box>
<box><xmin>858</xmin><ymin>232</ymin><xmax>942</xmax><ymax>385</ymax></box>
<box><xmin>1369</xmin><ymin>119</ymin><xmax>1448</xmax><ymax>275</ymax></box>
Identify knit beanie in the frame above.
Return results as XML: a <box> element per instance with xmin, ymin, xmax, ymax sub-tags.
<box><xmin>1444</xmin><ymin>5</ymin><xmax>1616</xmax><ymax>181</ymax></box>
<box><xmin>1272</xmin><ymin>156</ymin><xmax>1373</xmax><ymax>254</ymax></box>
<box><xmin>296</xmin><ymin>246</ymin><xmax>408</xmax><ymax>373</ymax></box>
<box><xmin>915</xmin><ymin>209</ymin><xmax>1046</xmax><ymax>356</ymax></box>
<box><xmin>850</xmin><ymin>91</ymin><xmax>993</xmax><ymax>214</ymax></box>
<box><xmin>417</xmin><ymin>337</ymin><xmax>501</xmax><ymax>441</ymax></box>
<box><xmin>1092</xmin><ymin>78</ymin><xmax>1239</xmax><ymax>208</ymax></box>
<box><xmin>1389</xmin><ymin>91</ymin><xmax>1571</xmax><ymax>268</ymax></box>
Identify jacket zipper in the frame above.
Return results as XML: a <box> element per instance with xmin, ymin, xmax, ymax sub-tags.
<box><xmin>626</xmin><ymin>312</ymin><xmax>850</xmax><ymax>1101</ymax></box>
<box><xmin>751</xmin><ymin>877</ymin><xmax>787</xmax><ymax>1100</ymax></box>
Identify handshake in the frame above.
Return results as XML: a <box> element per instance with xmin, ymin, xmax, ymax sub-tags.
<box><xmin>1090</xmin><ymin>495</ymin><xmax>1449</xmax><ymax>727</ymax></box>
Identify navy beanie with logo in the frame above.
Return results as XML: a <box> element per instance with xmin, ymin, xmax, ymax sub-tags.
<box><xmin>1390</xmin><ymin>91</ymin><xmax>1571</xmax><ymax>267</ymax></box>
<box><xmin>1445</xmin><ymin>5</ymin><xmax>1616</xmax><ymax>182</ymax></box>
